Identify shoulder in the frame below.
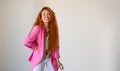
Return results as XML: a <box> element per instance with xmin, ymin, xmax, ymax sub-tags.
<box><xmin>32</xmin><ymin>25</ymin><xmax>41</xmax><ymax>32</ymax></box>
<box><xmin>32</xmin><ymin>25</ymin><xmax>45</xmax><ymax>32</ymax></box>
<box><xmin>34</xmin><ymin>25</ymin><xmax>45</xmax><ymax>30</ymax></box>
<box><xmin>33</xmin><ymin>25</ymin><xmax>40</xmax><ymax>30</ymax></box>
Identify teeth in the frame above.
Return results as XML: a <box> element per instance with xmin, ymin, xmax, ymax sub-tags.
<box><xmin>45</xmin><ymin>18</ymin><xmax>48</xmax><ymax>19</ymax></box>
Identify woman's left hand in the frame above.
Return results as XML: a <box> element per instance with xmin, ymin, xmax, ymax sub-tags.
<box><xmin>57</xmin><ymin>59</ymin><xmax>64</xmax><ymax>70</ymax></box>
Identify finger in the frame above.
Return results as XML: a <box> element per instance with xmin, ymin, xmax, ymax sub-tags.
<box><xmin>60</xmin><ymin>64</ymin><xmax>64</xmax><ymax>70</ymax></box>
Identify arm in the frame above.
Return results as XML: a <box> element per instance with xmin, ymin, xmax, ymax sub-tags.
<box><xmin>54</xmin><ymin>47</ymin><xmax>60</xmax><ymax>59</ymax></box>
<box><xmin>23</xmin><ymin>26</ymin><xmax>39</xmax><ymax>50</ymax></box>
<box><xmin>55</xmin><ymin>47</ymin><xmax>64</xmax><ymax>70</ymax></box>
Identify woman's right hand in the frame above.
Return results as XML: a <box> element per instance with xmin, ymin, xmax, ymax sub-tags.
<box><xmin>34</xmin><ymin>46</ymin><xmax>39</xmax><ymax>50</ymax></box>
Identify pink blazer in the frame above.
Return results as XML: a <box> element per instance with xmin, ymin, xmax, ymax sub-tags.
<box><xmin>23</xmin><ymin>25</ymin><xmax>60</xmax><ymax>71</ymax></box>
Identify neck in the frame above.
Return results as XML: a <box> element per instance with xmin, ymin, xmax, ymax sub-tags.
<box><xmin>44</xmin><ymin>22</ymin><xmax>49</xmax><ymax>32</ymax></box>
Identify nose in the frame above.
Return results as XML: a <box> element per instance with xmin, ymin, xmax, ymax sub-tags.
<box><xmin>44</xmin><ymin>14</ymin><xmax>48</xmax><ymax>18</ymax></box>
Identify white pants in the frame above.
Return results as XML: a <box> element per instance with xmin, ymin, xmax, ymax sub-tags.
<box><xmin>33</xmin><ymin>58</ymin><xmax>54</xmax><ymax>71</ymax></box>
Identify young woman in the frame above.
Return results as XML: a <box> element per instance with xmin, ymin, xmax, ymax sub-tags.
<box><xmin>23</xmin><ymin>6</ymin><xmax>64</xmax><ymax>71</ymax></box>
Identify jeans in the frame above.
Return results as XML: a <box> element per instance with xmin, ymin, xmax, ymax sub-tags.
<box><xmin>33</xmin><ymin>58</ymin><xmax>54</xmax><ymax>71</ymax></box>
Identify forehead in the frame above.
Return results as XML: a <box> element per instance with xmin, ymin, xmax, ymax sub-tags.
<box><xmin>42</xmin><ymin>9</ymin><xmax>50</xmax><ymax>13</ymax></box>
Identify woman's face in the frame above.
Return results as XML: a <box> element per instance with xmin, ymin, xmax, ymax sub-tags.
<box><xmin>41</xmin><ymin>10</ymin><xmax>50</xmax><ymax>24</ymax></box>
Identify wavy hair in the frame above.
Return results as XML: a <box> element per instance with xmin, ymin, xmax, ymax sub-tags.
<box><xmin>32</xmin><ymin>6</ymin><xmax>59</xmax><ymax>52</ymax></box>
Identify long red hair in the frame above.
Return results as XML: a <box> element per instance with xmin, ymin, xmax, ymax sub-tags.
<box><xmin>32</xmin><ymin>6</ymin><xmax>59</xmax><ymax>52</ymax></box>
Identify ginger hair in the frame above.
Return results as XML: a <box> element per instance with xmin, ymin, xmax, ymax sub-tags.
<box><xmin>32</xmin><ymin>6</ymin><xmax>59</xmax><ymax>51</ymax></box>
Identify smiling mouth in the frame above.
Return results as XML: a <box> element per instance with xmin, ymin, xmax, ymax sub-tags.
<box><xmin>44</xmin><ymin>17</ymin><xmax>49</xmax><ymax>20</ymax></box>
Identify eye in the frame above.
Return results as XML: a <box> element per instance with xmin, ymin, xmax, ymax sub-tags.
<box><xmin>48</xmin><ymin>13</ymin><xmax>50</xmax><ymax>16</ymax></box>
<box><xmin>43</xmin><ymin>13</ymin><xmax>45</xmax><ymax>16</ymax></box>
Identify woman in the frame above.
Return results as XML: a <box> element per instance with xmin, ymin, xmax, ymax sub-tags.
<box><xmin>23</xmin><ymin>6</ymin><xmax>64</xmax><ymax>71</ymax></box>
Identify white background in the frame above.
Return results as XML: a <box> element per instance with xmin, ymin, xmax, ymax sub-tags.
<box><xmin>0</xmin><ymin>0</ymin><xmax>120</xmax><ymax>71</ymax></box>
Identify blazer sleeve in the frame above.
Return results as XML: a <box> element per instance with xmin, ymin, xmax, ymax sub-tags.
<box><xmin>23</xmin><ymin>26</ymin><xmax>39</xmax><ymax>50</ymax></box>
<box><xmin>54</xmin><ymin>46</ymin><xmax>60</xmax><ymax>59</ymax></box>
